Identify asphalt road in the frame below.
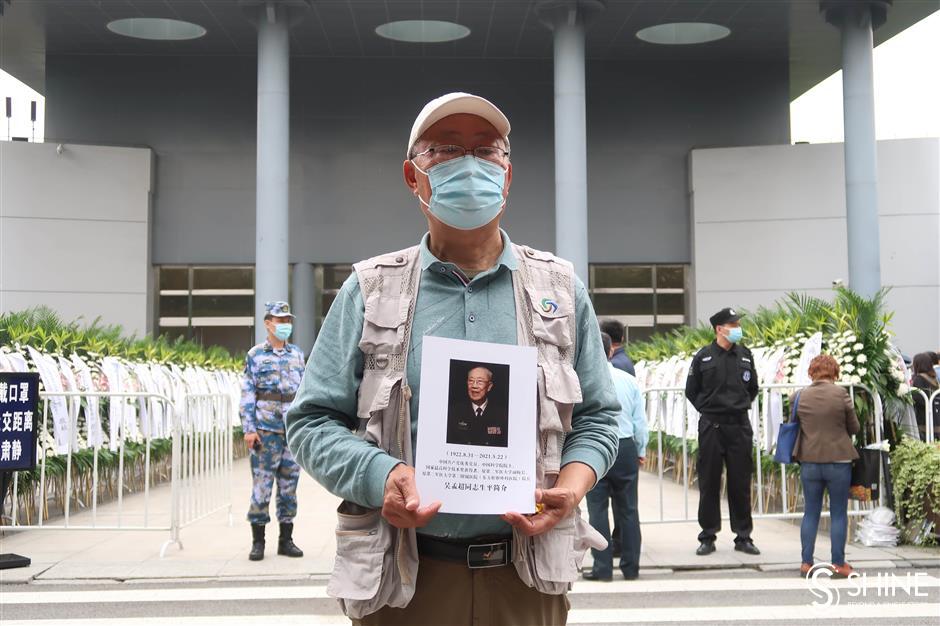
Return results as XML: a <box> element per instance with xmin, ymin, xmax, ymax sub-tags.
<box><xmin>2</xmin><ymin>567</ymin><xmax>938</xmax><ymax>625</ymax></box>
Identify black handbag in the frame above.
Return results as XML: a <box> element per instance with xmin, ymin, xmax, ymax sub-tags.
<box><xmin>850</xmin><ymin>447</ymin><xmax>883</xmax><ymax>502</ymax></box>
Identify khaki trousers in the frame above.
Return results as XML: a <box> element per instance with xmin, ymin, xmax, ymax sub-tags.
<box><xmin>352</xmin><ymin>556</ymin><xmax>569</xmax><ymax>626</ymax></box>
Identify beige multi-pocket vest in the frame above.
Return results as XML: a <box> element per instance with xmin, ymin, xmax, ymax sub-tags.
<box><xmin>325</xmin><ymin>242</ymin><xmax>606</xmax><ymax>620</ymax></box>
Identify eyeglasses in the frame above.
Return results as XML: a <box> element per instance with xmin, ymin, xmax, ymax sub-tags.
<box><xmin>412</xmin><ymin>144</ymin><xmax>510</xmax><ymax>166</ymax></box>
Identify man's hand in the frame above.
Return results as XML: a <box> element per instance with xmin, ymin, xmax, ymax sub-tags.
<box><xmin>638</xmin><ymin>456</ymin><xmax>645</xmax><ymax>467</ymax></box>
<box><xmin>244</xmin><ymin>431</ymin><xmax>261</xmax><ymax>452</ymax></box>
<box><xmin>382</xmin><ymin>464</ymin><xmax>441</xmax><ymax>529</ymax></box>
<box><xmin>501</xmin><ymin>461</ymin><xmax>596</xmax><ymax>537</ymax></box>
<box><xmin>501</xmin><ymin>487</ymin><xmax>578</xmax><ymax>537</ymax></box>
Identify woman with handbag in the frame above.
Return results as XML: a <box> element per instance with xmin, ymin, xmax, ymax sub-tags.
<box><xmin>792</xmin><ymin>354</ymin><xmax>860</xmax><ymax>578</ymax></box>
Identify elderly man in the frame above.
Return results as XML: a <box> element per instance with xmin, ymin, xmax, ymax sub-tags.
<box><xmin>447</xmin><ymin>366</ymin><xmax>509</xmax><ymax>447</ymax></box>
<box><xmin>287</xmin><ymin>93</ymin><xmax>619</xmax><ymax>626</ymax></box>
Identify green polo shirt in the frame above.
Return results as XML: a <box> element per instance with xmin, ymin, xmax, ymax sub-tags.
<box><xmin>286</xmin><ymin>230</ymin><xmax>619</xmax><ymax>539</ymax></box>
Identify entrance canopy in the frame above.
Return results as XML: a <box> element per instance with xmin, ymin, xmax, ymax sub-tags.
<box><xmin>2</xmin><ymin>0</ymin><xmax>935</xmax><ymax>99</ymax></box>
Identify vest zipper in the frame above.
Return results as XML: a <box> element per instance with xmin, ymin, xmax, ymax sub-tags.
<box><xmin>396</xmin><ymin>382</ymin><xmax>412</xmax><ymax>586</ymax></box>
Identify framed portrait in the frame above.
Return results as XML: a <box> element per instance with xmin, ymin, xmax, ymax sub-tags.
<box><xmin>415</xmin><ymin>337</ymin><xmax>537</xmax><ymax>514</ymax></box>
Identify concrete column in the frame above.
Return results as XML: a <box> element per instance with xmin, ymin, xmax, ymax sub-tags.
<box><xmin>538</xmin><ymin>1</ymin><xmax>604</xmax><ymax>283</ymax></box>
<box><xmin>824</xmin><ymin>1</ymin><xmax>890</xmax><ymax>298</ymax></box>
<box><xmin>254</xmin><ymin>1</ymin><xmax>290</xmax><ymax>343</ymax></box>
<box><xmin>291</xmin><ymin>262</ymin><xmax>317</xmax><ymax>356</ymax></box>
<box><xmin>553</xmin><ymin>20</ymin><xmax>588</xmax><ymax>282</ymax></box>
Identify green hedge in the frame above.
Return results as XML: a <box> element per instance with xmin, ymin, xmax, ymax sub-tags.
<box><xmin>891</xmin><ymin>438</ymin><xmax>940</xmax><ymax>545</ymax></box>
<box><xmin>1</xmin><ymin>307</ymin><xmax>242</xmax><ymax>370</ymax></box>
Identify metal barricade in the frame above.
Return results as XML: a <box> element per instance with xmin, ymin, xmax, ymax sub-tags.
<box><xmin>164</xmin><ymin>393</ymin><xmax>235</xmax><ymax>556</ymax></box>
<box><xmin>932</xmin><ymin>389</ymin><xmax>940</xmax><ymax>444</ymax></box>
<box><xmin>909</xmin><ymin>387</ymin><xmax>938</xmax><ymax>444</ymax></box>
<box><xmin>0</xmin><ymin>390</ymin><xmax>235</xmax><ymax>558</ymax></box>
<box><xmin>641</xmin><ymin>383</ymin><xmax>884</xmax><ymax>524</ymax></box>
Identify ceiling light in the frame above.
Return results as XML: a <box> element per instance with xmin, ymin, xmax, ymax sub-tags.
<box><xmin>107</xmin><ymin>17</ymin><xmax>207</xmax><ymax>41</ymax></box>
<box><xmin>375</xmin><ymin>20</ymin><xmax>470</xmax><ymax>44</ymax></box>
<box><xmin>636</xmin><ymin>22</ymin><xmax>730</xmax><ymax>45</ymax></box>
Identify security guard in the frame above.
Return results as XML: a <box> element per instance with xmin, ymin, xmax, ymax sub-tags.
<box><xmin>685</xmin><ymin>307</ymin><xmax>760</xmax><ymax>556</ymax></box>
<box><xmin>240</xmin><ymin>300</ymin><xmax>305</xmax><ymax>561</ymax></box>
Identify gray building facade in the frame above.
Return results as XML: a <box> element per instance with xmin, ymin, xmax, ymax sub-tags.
<box><xmin>3</xmin><ymin>0</ymin><xmax>937</xmax><ymax>354</ymax></box>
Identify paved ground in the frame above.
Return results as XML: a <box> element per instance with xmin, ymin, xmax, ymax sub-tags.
<box><xmin>1</xmin><ymin>456</ymin><xmax>938</xmax><ymax>585</ymax></box>
<box><xmin>2</xmin><ymin>569</ymin><xmax>938</xmax><ymax>625</ymax></box>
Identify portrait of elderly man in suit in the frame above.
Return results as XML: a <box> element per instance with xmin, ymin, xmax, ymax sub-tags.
<box><xmin>447</xmin><ymin>363</ymin><xmax>509</xmax><ymax>447</ymax></box>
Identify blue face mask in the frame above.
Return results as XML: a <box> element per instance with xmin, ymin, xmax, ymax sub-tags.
<box><xmin>414</xmin><ymin>156</ymin><xmax>506</xmax><ymax>230</ymax></box>
<box><xmin>934</xmin><ymin>365</ymin><xmax>940</xmax><ymax>379</ymax></box>
<box><xmin>724</xmin><ymin>326</ymin><xmax>743</xmax><ymax>344</ymax></box>
<box><xmin>273</xmin><ymin>323</ymin><xmax>292</xmax><ymax>341</ymax></box>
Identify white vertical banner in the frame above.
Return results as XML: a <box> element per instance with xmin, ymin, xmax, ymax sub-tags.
<box><xmin>760</xmin><ymin>348</ymin><xmax>787</xmax><ymax>449</ymax></box>
<box><xmin>101</xmin><ymin>357</ymin><xmax>125</xmax><ymax>451</ymax></box>
<box><xmin>26</xmin><ymin>347</ymin><xmax>70</xmax><ymax>454</ymax></box>
<box><xmin>796</xmin><ymin>332</ymin><xmax>823</xmax><ymax>387</ymax></box>
<box><xmin>2</xmin><ymin>351</ymin><xmax>30</xmax><ymax>373</ymax></box>
<box><xmin>672</xmin><ymin>359</ymin><xmax>693</xmax><ymax>437</ymax></box>
<box><xmin>169</xmin><ymin>364</ymin><xmax>189</xmax><ymax>430</ymax></box>
<box><xmin>121</xmin><ymin>361</ymin><xmax>141</xmax><ymax>442</ymax></box>
<box><xmin>56</xmin><ymin>356</ymin><xmax>82</xmax><ymax>452</ymax></box>
<box><xmin>70</xmin><ymin>354</ymin><xmax>104</xmax><ymax>448</ymax></box>
<box><xmin>133</xmin><ymin>363</ymin><xmax>158</xmax><ymax>439</ymax></box>
<box><xmin>149</xmin><ymin>363</ymin><xmax>171</xmax><ymax>439</ymax></box>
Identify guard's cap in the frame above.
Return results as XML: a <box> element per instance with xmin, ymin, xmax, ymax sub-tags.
<box><xmin>407</xmin><ymin>92</ymin><xmax>511</xmax><ymax>156</ymax></box>
<box><xmin>265</xmin><ymin>301</ymin><xmax>294</xmax><ymax>318</ymax></box>
<box><xmin>709</xmin><ymin>307</ymin><xmax>742</xmax><ymax>327</ymax></box>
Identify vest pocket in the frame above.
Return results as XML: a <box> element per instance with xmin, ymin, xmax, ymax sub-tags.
<box><xmin>360</xmin><ymin>293</ymin><xmax>407</xmax><ymax>354</ymax></box>
<box><xmin>327</xmin><ymin>502</ymin><xmax>386</xmax><ymax>601</ymax></box>
<box><xmin>533</xmin><ymin>513</ymin><xmax>579</xmax><ymax>583</ymax></box>
<box><xmin>542</xmin><ymin>361</ymin><xmax>583</xmax><ymax>407</ymax></box>
<box><xmin>525</xmin><ymin>286</ymin><xmax>573</xmax><ymax>347</ymax></box>
<box><xmin>357</xmin><ymin>370</ymin><xmax>400</xmax><ymax>419</ymax></box>
<box><xmin>540</xmin><ymin>361</ymin><xmax>583</xmax><ymax>434</ymax></box>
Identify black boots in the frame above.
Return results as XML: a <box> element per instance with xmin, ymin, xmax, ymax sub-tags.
<box><xmin>277</xmin><ymin>522</ymin><xmax>304</xmax><ymax>558</ymax></box>
<box><xmin>249</xmin><ymin>522</ymin><xmax>303</xmax><ymax>560</ymax></box>
<box><xmin>249</xmin><ymin>524</ymin><xmax>265</xmax><ymax>561</ymax></box>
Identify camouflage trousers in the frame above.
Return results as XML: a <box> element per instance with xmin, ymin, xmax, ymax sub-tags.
<box><xmin>247</xmin><ymin>429</ymin><xmax>300</xmax><ymax>525</ymax></box>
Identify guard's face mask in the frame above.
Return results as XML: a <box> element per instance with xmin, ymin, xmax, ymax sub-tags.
<box><xmin>723</xmin><ymin>326</ymin><xmax>743</xmax><ymax>344</ymax></box>
<box><xmin>412</xmin><ymin>156</ymin><xmax>506</xmax><ymax>230</ymax></box>
<box><xmin>273</xmin><ymin>323</ymin><xmax>292</xmax><ymax>341</ymax></box>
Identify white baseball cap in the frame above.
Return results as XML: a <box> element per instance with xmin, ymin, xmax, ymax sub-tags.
<box><xmin>407</xmin><ymin>92</ymin><xmax>511</xmax><ymax>156</ymax></box>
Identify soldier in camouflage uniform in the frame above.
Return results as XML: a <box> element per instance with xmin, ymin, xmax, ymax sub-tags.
<box><xmin>240</xmin><ymin>301</ymin><xmax>306</xmax><ymax>561</ymax></box>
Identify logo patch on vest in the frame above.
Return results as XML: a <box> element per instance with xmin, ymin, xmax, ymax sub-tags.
<box><xmin>487</xmin><ymin>426</ymin><xmax>502</xmax><ymax>435</ymax></box>
<box><xmin>540</xmin><ymin>298</ymin><xmax>559</xmax><ymax>314</ymax></box>
<box><xmin>743</xmin><ymin>370</ymin><xmax>751</xmax><ymax>382</ymax></box>
<box><xmin>702</xmin><ymin>356</ymin><xmax>713</xmax><ymax>362</ymax></box>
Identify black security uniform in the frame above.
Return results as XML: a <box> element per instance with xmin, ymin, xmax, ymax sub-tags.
<box><xmin>685</xmin><ymin>331</ymin><xmax>759</xmax><ymax>546</ymax></box>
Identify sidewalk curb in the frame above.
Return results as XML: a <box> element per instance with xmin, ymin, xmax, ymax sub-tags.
<box><xmin>5</xmin><ymin>558</ymin><xmax>935</xmax><ymax>587</ymax></box>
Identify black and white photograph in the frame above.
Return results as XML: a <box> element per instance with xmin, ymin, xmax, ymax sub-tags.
<box><xmin>445</xmin><ymin>359</ymin><xmax>510</xmax><ymax>448</ymax></box>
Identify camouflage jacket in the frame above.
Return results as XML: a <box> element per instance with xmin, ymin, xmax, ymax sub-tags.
<box><xmin>240</xmin><ymin>341</ymin><xmax>306</xmax><ymax>434</ymax></box>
